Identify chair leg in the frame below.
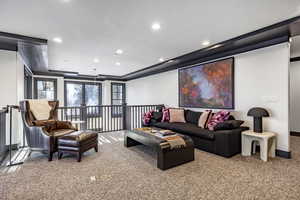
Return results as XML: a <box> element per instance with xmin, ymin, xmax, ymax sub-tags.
<box><xmin>48</xmin><ymin>151</ymin><xmax>53</xmax><ymax>162</ymax></box>
<box><xmin>58</xmin><ymin>151</ymin><xmax>63</xmax><ymax>160</ymax></box>
<box><xmin>94</xmin><ymin>145</ymin><xmax>98</xmax><ymax>152</ymax></box>
<box><xmin>77</xmin><ymin>152</ymin><xmax>82</xmax><ymax>162</ymax></box>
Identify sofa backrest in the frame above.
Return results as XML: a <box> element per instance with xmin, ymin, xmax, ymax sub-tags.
<box><xmin>184</xmin><ymin>109</ymin><xmax>235</xmax><ymax>125</ymax></box>
<box><xmin>184</xmin><ymin>110</ymin><xmax>202</xmax><ymax>125</ymax></box>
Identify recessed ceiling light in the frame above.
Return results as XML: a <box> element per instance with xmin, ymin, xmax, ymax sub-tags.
<box><xmin>202</xmin><ymin>40</ymin><xmax>210</xmax><ymax>46</ymax></box>
<box><xmin>53</xmin><ymin>37</ymin><xmax>63</xmax><ymax>43</ymax></box>
<box><xmin>151</xmin><ymin>22</ymin><xmax>161</xmax><ymax>31</ymax></box>
<box><xmin>159</xmin><ymin>58</ymin><xmax>165</xmax><ymax>62</ymax></box>
<box><xmin>93</xmin><ymin>58</ymin><xmax>99</xmax><ymax>63</ymax></box>
<box><xmin>115</xmin><ymin>49</ymin><xmax>123</xmax><ymax>55</ymax></box>
<box><xmin>115</xmin><ymin>62</ymin><xmax>121</xmax><ymax>66</ymax></box>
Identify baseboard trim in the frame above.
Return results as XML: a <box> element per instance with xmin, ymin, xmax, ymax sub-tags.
<box><xmin>255</xmin><ymin>146</ymin><xmax>291</xmax><ymax>159</ymax></box>
<box><xmin>276</xmin><ymin>149</ymin><xmax>291</xmax><ymax>159</ymax></box>
<box><xmin>4</xmin><ymin>144</ymin><xmax>19</xmax><ymax>151</ymax></box>
<box><xmin>290</xmin><ymin>131</ymin><xmax>300</xmax><ymax>137</ymax></box>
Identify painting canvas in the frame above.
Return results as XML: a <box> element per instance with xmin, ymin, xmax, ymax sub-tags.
<box><xmin>179</xmin><ymin>58</ymin><xmax>234</xmax><ymax>109</ymax></box>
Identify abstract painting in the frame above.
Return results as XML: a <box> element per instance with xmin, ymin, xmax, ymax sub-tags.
<box><xmin>179</xmin><ymin>58</ymin><xmax>234</xmax><ymax>109</ymax></box>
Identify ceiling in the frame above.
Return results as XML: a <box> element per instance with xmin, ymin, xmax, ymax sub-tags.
<box><xmin>0</xmin><ymin>0</ymin><xmax>300</xmax><ymax>76</ymax></box>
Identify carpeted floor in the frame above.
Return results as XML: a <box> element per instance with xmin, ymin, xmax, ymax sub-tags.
<box><xmin>1</xmin><ymin>131</ymin><xmax>300</xmax><ymax>200</ymax></box>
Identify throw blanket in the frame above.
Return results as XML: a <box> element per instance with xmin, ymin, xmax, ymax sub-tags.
<box><xmin>160</xmin><ymin>135</ymin><xmax>186</xmax><ymax>149</ymax></box>
<box><xmin>136</xmin><ymin>128</ymin><xmax>186</xmax><ymax>149</ymax></box>
<box><xmin>28</xmin><ymin>100</ymin><xmax>52</xmax><ymax>120</ymax></box>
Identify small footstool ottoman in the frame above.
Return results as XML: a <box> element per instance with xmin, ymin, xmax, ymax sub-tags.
<box><xmin>58</xmin><ymin>130</ymin><xmax>98</xmax><ymax>162</ymax></box>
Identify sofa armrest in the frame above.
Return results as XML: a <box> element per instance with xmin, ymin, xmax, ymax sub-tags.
<box><xmin>142</xmin><ymin>119</ymin><xmax>160</xmax><ymax>127</ymax></box>
<box><xmin>213</xmin><ymin>126</ymin><xmax>249</xmax><ymax>157</ymax></box>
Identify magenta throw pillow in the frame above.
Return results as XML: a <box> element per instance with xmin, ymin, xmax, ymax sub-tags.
<box><xmin>162</xmin><ymin>108</ymin><xmax>170</xmax><ymax>122</ymax></box>
<box><xmin>143</xmin><ymin>110</ymin><xmax>153</xmax><ymax>125</ymax></box>
<box><xmin>207</xmin><ymin>110</ymin><xmax>230</xmax><ymax>131</ymax></box>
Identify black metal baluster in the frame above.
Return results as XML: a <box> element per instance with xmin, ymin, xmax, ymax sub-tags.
<box><xmin>118</xmin><ymin>105</ymin><xmax>120</xmax><ymax>131</ymax></box>
<box><xmin>140</xmin><ymin>106</ymin><xmax>142</xmax><ymax>124</ymax></box>
<box><xmin>114</xmin><ymin>106</ymin><xmax>117</xmax><ymax>131</ymax></box>
<box><xmin>92</xmin><ymin>106</ymin><xmax>94</xmax><ymax>131</ymax></box>
<box><xmin>108</xmin><ymin>106</ymin><xmax>112</xmax><ymax>132</ymax></box>
<box><xmin>137</xmin><ymin>106</ymin><xmax>140</xmax><ymax>128</ymax></box>
<box><xmin>71</xmin><ymin>108</ymin><xmax>74</xmax><ymax>122</ymax></box>
<box><xmin>91</xmin><ymin>106</ymin><xmax>93</xmax><ymax>130</ymax></box>
<box><xmin>116</xmin><ymin>106</ymin><xmax>119</xmax><ymax>131</ymax></box>
<box><xmin>101</xmin><ymin>106</ymin><xmax>103</xmax><ymax>133</ymax></box>
<box><xmin>64</xmin><ymin>108</ymin><xmax>67</xmax><ymax>121</ymax></box>
<box><xmin>111</xmin><ymin>105</ymin><xmax>116</xmax><ymax>131</ymax></box>
<box><xmin>138</xmin><ymin>106</ymin><xmax>140</xmax><ymax>128</ymax></box>
<box><xmin>107</xmin><ymin>106</ymin><xmax>109</xmax><ymax>132</ymax></box>
<box><xmin>97</xmin><ymin>106</ymin><xmax>99</xmax><ymax>132</ymax></box>
<box><xmin>132</xmin><ymin>106</ymin><xmax>134</xmax><ymax>129</ymax></box>
<box><xmin>102</xmin><ymin>106</ymin><xmax>105</xmax><ymax>132</ymax></box>
<box><xmin>135</xmin><ymin>106</ymin><xmax>137</xmax><ymax>129</ymax></box>
<box><xmin>110</xmin><ymin>106</ymin><xmax>112</xmax><ymax>132</ymax></box>
<box><xmin>106</xmin><ymin>106</ymin><xmax>109</xmax><ymax>132</ymax></box>
<box><xmin>94</xmin><ymin>106</ymin><xmax>96</xmax><ymax>131</ymax></box>
<box><xmin>98</xmin><ymin>106</ymin><xmax>100</xmax><ymax>131</ymax></box>
<box><xmin>86</xmin><ymin>107</ymin><xmax>89</xmax><ymax>130</ymax></box>
<box><xmin>75</xmin><ymin>107</ymin><xmax>78</xmax><ymax>121</ymax></box>
<box><xmin>130</xmin><ymin>106</ymin><xmax>132</xmax><ymax>130</ymax></box>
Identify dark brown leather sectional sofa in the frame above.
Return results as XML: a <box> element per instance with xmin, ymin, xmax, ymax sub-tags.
<box><xmin>148</xmin><ymin>110</ymin><xmax>249</xmax><ymax>158</ymax></box>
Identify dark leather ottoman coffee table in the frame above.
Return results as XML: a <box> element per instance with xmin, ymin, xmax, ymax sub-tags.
<box><xmin>58</xmin><ymin>130</ymin><xmax>98</xmax><ymax>162</ymax></box>
<box><xmin>124</xmin><ymin>128</ymin><xmax>194</xmax><ymax>170</ymax></box>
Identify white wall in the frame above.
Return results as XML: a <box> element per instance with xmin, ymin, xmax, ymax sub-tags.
<box><xmin>290</xmin><ymin>61</ymin><xmax>300</xmax><ymax>132</ymax></box>
<box><xmin>291</xmin><ymin>35</ymin><xmax>300</xmax><ymax>58</ymax></box>
<box><xmin>102</xmin><ymin>81</ymin><xmax>111</xmax><ymax>105</ymax></box>
<box><xmin>0</xmin><ymin>50</ymin><xmax>24</xmax><ymax>145</ymax></box>
<box><xmin>290</xmin><ymin>36</ymin><xmax>300</xmax><ymax>132</ymax></box>
<box><xmin>127</xmin><ymin>43</ymin><xmax>291</xmax><ymax>152</ymax></box>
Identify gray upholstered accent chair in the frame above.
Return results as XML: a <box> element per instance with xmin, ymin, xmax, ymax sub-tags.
<box><xmin>20</xmin><ymin>100</ymin><xmax>77</xmax><ymax>161</ymax></box>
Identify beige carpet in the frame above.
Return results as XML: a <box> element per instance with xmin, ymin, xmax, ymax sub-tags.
<box><xmin>1</xmin><ymin>132</ymin><xmax>300</xmax><ymax>200</ymax></box>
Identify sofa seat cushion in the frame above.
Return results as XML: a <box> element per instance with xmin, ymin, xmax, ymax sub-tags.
<box><xmin>153</xmin><ymin>122</ymin><xmax>215</xmax><ymax>140</ymax></box>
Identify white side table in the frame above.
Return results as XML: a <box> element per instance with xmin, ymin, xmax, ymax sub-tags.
<box><xmin>242</xmin><ymin>130</ymin><xmax>276</xmax><ymax>162</ymax></box>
